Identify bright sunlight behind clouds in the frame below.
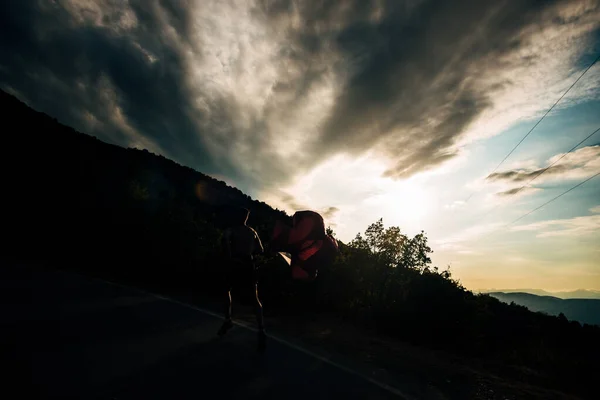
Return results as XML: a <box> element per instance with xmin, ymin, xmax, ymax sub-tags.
<box><xmin>264</xmin><ymin>153</ymin><xmax>436</xmax><ymax>239</ymax></box>
<box><xmin>1</xmin><ymin>0</ymin><xmax>600</xmax><ymax>291</ymax></box>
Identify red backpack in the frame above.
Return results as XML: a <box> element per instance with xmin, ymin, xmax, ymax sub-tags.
<box><xmin>271</xmin><ymin>210</ymin><xmax>339</xmax><ymax>281</ymax></box>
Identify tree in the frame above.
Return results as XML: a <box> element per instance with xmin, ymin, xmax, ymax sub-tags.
<box><xmin>326</xmin><ymin>226</ymin><xmax>336</xmax><ymax>238</ymax></box>
<box><xmin>399</xmin><ymin>231</ymin><xmax>432</xmax><ymax>271</ymax></box>
<box><xmin>349</xmin><ymin>218</ymin><xmax>432</xmax><ymax>271</ymax></box>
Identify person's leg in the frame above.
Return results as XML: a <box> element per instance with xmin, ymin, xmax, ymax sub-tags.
<box><xmin>255</xmin><ymin>283</ymin><xmax>266</xmax><ymax>352</ymax></box>
<box><xmin>252</xmin><ymin>261</ymin><xmax>266</xmax><ymax>352</ymax></box>
<box><xmin>224</xmin><ymin>262</ymin><xmax>234</xmax><ymax>320</ymax></box>
<box><xmin>218</xmin><ymin>290</ymin><xmax>234</xmax><ymax>337</ymax></box>
<box><xmin>218</xmin><ymin>264</ymin><xmax>234</xmax><ymax>337</ymax></box>
<box><xmin>218</xmin><ymin>291</ymin><xmax>234</xmax><ymax>337</ymax></box>
<box><xmin>225</xmin><ymin>288</ymin><xmax>232</xmax><ymax>321</ymax></box>
<box><xmin>254</xmin><ymin>283</ymin><xmax>264</xmax><ymax>331</ymax></box>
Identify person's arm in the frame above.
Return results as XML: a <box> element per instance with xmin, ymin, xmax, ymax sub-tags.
<box><xmin>254</xmin><ymin>229</ymin><xmax>264</xmax><ymax>254</ymax></box>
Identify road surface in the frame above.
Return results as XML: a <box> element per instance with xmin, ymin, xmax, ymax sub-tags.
<box><xmin>1</xmin><ymin>263</ymin><xmax>405</xmax><ymax>399</ymax></box>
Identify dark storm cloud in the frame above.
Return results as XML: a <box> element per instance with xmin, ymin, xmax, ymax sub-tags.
<box><xmin>256</xmin><ymin>0</ymin><xmax>575</xmax><ymax>178</ymax></box>
<box><xmin>0</xmin><ymin>0</ymin><xmax>245</xmax><ymax>184</ymax></box>
<box><xmin>1</xmin><ymin>0</ymin><xmax>597</xmax><ymax>194</ymax></box>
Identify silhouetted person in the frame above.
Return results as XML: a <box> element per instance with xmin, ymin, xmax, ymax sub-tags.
<box><xmin>218</xmin><ymin>207</ymin><xmax>266</xmax><ymax>351</ymax></box>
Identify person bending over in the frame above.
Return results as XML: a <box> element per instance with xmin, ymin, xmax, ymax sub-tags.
<box><xmin>218</xmin><ymin>207</ymin><xmax>266</xmax><ymax>352</ymax></box>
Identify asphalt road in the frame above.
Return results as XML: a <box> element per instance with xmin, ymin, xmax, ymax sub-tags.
<box><xmin>1</xmin><ymin>263</ymin><xmax>404</xmax><ymax>399</ymax></box>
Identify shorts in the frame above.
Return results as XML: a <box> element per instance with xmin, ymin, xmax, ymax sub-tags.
<box><xmin>223</xmin><ymin>256</ymin><xmax>258</xmax><ymax>294</ymax></box>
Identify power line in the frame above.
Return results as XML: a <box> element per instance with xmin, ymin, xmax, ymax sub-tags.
<box><xmin>445</xmin><ymin>135</ymin><xmax>600</xmax><ymax>250</ymax></box>
<box><xmin>464</xmin><ymin>52</ymin><xmax>600</xmax><ymax>203</ymax></box>
<box><xmin>478</xmin><ymin>172</ymin><xmax>600</xmax><ymax>244</ymax></box>
<box><xmin>487</xmin><ymin>53</ymin><xmax>600</xmax><ymax>178</ymax></box>
<box><xmin>508</xmin><ymin>127</ymin><xmax>600</xmax><ymax>196</ymax></box>
<box><xmin>473</xmin><ymin>170</ymin><xmax>600</xmax><ymax>243</ymax></box>
<box><xmin>489</xmin><ymin>126</ymin><xmax>600</xmax><ymax>201</ymax></box>
<box><xmin>468</xmin><ymin>126</ymin><xmax>600</xmax><ymax>224</ymax></box>
<box><xmin>507</xmin><ymin>170</ymin><xmax>600</xmax><ymax>227</ymax></box>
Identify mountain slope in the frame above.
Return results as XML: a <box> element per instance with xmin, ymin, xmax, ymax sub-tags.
<box><xmin>481</xmin><ymin>289</ymin><xmax>600</xmax><ymax>299</ymax></box>
<box><xmin>488</xmin><ymin>292</ymin><xmax>600</xmax><ymax>326</ymax></box>
<box><xmin>1</xmin><ymin>89</ymin><xmax>291</xmax><ymax>284</ymax></box>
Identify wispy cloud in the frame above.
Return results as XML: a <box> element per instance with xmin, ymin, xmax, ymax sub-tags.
<box><xmin>488</xmin><ymin>145</ymin><xmax>600</xmax><ymax>183</ymax></box>
<box><xmin>477</xmin><ymin>145</ymin><xmax>600</xmax><ymax>198</ymax></box>
<box><xmin>496</xmin><ymin>186</ymin><xmax>542</xmax><ymax>197</ymax></box>
<box><xmin>457</xmin><ymin>250</ymin><xmax>480</xmax><ymax>255</ymax></box>
<box><xmin>436</xmin><ymin>222</ymin><xmax>503</xmax><ymax>251</ymax></box>
<box><xmin>512</xmin><ymin>208</ymin><xmax>600</xmax><ymax>237</ymax></box>
<box><xmin>276</xmin><ymin>191</ymin><xmax>308</xmax><ymax>211</ymax></box>
<box><xmin>322</xmin><ymin>206</ymin><xmax>340</xmax><ymax>219</ymax></box>
<box><xmin>444</xmin><ymin>200</ymin><xmax>466</xmax><ymax>210</ymax></box>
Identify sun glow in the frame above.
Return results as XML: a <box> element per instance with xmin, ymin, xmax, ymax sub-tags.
<box><xmin>371</xmin><ymin>180</ymin><xmax>433</xmax><ymax>228</ymax></box>
<box><xmin>262</xmin><ymin>153</ymin><xmax>435</xmax><ymax>241</ymax></box>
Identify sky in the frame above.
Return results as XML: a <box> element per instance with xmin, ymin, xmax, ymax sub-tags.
<box><xmin>1</xmin><ymin>0</ymin><xmax>599</xmax><ymax>291</ymax></box>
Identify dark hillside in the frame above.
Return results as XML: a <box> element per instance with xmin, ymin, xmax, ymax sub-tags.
<box><xmin>1</xmin><ymin>89</ymin><xmax>290</xmax><ymax>294</ymax></box>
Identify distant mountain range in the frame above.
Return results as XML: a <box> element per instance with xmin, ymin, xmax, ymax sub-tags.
<box><xmin>479</xmin><ymin>288</ymin><xmax>600</xmax><ymax>299</ymax></box>
<box><xmin>486</xmin><ymin>292</ymin><xmax>600</xmax><ymax>326</ymax></box>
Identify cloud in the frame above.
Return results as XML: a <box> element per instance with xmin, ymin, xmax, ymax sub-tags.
<box><xmin>322</xmin><ymin>206</ymin><xmax>340</xmax><ymax>219</ymax></box>
<box><xmin>512</xmin><ymin>213</ymin><xmax>600</xmax><ymax>238</ymax></box>
<box><xmin>457</xmin><ymin>249</ymin><xmax>480</xmax><ymax>255</ymax></box>
<box><xmin>488</xmin><ymin>164</ymin><xmax>571</xmax><ymax>183</ymax></box>
<box><xmin>275</xmin><ymin>190</ymin><xmax>308</xmax><ymax>211</ymax></box>
<box><xmin>0</xmin><ymin>1</ymin><xmax>228</xmax><ymax>173</ymax></box>
<box><xmin>436</xmin><ymin>222</ymin><xmax>503</xmax><ymax>251</ymax></box>
<box><xmin>496</xmin><ymin>186</ymin><xmax>541</xmax><ymax>197</ymax></box>
<box><xmin>444</xmin><ymin>200</ymin><xmax>466</xmax><ymax>210</ymax></box>
<box><xmin>1</xmin><ymin>0</ymin><xmax>599</xmax><ymax>194</ymax></box>
<box><xmin>487</xmin><ymin>145</ymin><xmax>600</xmax><ymax>193</ymax></box>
